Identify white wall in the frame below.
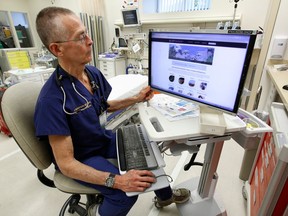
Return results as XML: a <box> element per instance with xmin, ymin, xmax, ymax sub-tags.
<box><xmin>258</xmin><ymin>0</ymin><xmax>288</xmax><ymax>111</ymax></box>
<box><xmin>265</xmin><ymin>0</ymin><xmax>288</xmax><ymax>60</ymax></box>
<box><xmin>2</xmin><ymin>0</ymin><xmax>271</xmax><ymax>54</ymax></box>
<box><xmin>0</xmin><ymin>0</ymin><xmax>31</xmax><ymax>11</ymax></box>
<box><xmin>28</xmin><ymin>0</ymin><xmax>82</xmax><ymax>49</ymax></box>
<box><xmin>103</xmin><ymin>0</ymin><xmax>270</xmax><ymax>49</ymax></box>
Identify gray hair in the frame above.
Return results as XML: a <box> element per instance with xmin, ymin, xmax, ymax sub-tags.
<box><xmin>36</xmin><ymin>7</ymin><xmax>75</xmax><ymax>50</ymax></box>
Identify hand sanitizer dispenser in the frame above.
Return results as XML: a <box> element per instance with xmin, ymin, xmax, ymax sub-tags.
<box><xmin>270</xmin><ymin>38</ymin><xmax>287</xmax><ymax>60</ymax></box>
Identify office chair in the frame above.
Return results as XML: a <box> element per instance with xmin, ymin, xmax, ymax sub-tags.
<box><xmin>1</xmin><ymin>81</ymin><xmax>117</xmax><ymax>215</ymax></box>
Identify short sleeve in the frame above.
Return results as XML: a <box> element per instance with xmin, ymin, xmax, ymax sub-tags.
<box><xmin>34</xmin><ymin>96</ymin><xmax>70</xmax><ymax>137</ymax></box>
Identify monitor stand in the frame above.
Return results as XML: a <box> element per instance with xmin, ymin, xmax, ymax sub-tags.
<box><xmin>199</xmin><ymin>106</ymin><xmax>227</xmax><ymax>136</ymax></box>
<box><xmin>176</xmin><ymin>137</ymin><xmax>230</xmax><ymax>216</ymax></box>
<box><xmin>176</xmin><ymin>175</ymin><xmax>227</xmax><ymax>216</ymax></box>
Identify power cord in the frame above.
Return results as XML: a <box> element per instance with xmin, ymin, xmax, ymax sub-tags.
<box><xmin>155</xmin><ymin>174</ymin><xmax>173</xmax><ymax>183</ymax></box>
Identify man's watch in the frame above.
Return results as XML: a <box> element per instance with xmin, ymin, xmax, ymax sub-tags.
<box><xmin>105</xmin><ymin>173</ymin><xmax>116</xmax><ymax>188</ymax></box>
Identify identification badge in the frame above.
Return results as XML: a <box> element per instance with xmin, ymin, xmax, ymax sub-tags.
<box><xmin>99</xmin><ymin>111</ymin><xmax>107</xmax><ymax>127</ymax></box>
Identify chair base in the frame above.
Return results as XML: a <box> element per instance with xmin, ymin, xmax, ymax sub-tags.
<box><xmin>59</xmin><ymin>194</ymin><xmax>104</xmax><ymax>216</ymax></box>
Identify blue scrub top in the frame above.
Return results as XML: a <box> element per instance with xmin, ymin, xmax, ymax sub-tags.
<box><xmin>34</xmin><ymin>65</ymin><xmax>114</xmax><ymax>162</ymax></box>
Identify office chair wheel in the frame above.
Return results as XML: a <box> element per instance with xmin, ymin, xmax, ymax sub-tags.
<box><xmin>67</xmin><ymin>208</ymin><xmax>75</xmax><ymax>214</ymax></box>
<box><xmin>60</xmin><ymin>194</ymin><xmax>86</xmax><ymax>216</ymax></box>
<box><xmin>67</xmin><ymin>195</ymin><xmax>79</xmax><ymax>214</ymax></box>
<box><xmin>85</xmin><ymin>194</ymin><xmax>104</xmax><ymax>210</ymax></box>
<box><xmin>69</xmin><ymin>194</ymin><xmax>86</xmax><ymax>214</ymax></box>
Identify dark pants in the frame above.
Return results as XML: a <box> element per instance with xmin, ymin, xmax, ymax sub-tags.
<box><xmin>77</xmin><ymin>136</ymin><xmax>173</xmax><ymax>216</ymax></box>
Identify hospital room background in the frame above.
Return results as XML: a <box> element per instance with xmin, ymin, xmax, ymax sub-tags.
<box><xmin>0</xmin><ymin>0</ymin><xmax>287</xmax><ymax>216</ymax></box>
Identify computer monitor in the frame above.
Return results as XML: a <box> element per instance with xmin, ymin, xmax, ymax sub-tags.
<box><xmin>121</xmin><ymin>8</ymin><xmax>141</xmax><ymax>27</ymax></box>
<box><xmin>148</xmin><ymin>30</ymin><xmax>256</xmax><ymax>115</ymax></box>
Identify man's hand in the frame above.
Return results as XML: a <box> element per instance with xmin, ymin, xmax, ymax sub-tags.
<box><xmin>114</xmin><ymin>169</ymin><xmax>156</xmax><ymax>192</ymax></box>
<box><xmin>107</xmin><ymin>86</ymin><xmax>154</xmax><ymax>112</ymax></box>
<box><xmin>136</xmin><ymin>86</ymin><xmax>154</xmax><ymax>103</ymax></box>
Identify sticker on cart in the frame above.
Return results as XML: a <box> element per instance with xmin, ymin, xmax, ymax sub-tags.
<box><xmin>265</xmin><ymin>152</ymin><xmax>269</xmax><ymax>168</ymax></box>
<box><xmin>260</xmin><ymin>167</ymin><xmax>264</xmax><ymax>183</ymax></box>
<box><xmin>254</xmin><ymin>167</ymin><xmax>258</xmax><ymax>187</ymax></box>
<box><xmin>272</xmin><ymin>156</ymin><xmax>276</xmax><ymax>168</ymax></box>
<box><xmin>268</xmin><ymin>143</ymin><xmax>272</xmax><ymax>157</ymax></box>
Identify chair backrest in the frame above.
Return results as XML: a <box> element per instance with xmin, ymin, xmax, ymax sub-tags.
<box><xmin>1</xmin><ymin>81</ymin><xmax>52</xmax><ymax>170</ymax></box>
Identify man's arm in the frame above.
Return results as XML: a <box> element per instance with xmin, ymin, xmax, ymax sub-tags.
<box><xmin>107</xmin><ymin>86</ymin><xmax>154</xmax><ymax>112</ymax></box>
<box><xmin>49</xmin><ymin>135</ymin><xmax>107</xmax><ymax>185</ymax></box>
<box><xmin>49</xmin><ymin>135</ymin><xmax>156</xmax><ymax>192</ymax></box>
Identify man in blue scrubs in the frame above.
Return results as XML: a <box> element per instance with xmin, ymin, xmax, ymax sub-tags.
<box><xmin>34</xmin><ymin>7</ymin><xmax>190</xmax><ymax>216</ymax></box>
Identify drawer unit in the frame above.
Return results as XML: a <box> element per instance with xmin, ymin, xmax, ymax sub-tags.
<box><xmin>99</xmin><ymin>57</ymin><xmax>126</xmax><ymax>80</ymax></box>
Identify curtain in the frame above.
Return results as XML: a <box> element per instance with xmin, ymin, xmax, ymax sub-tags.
<box><xmin>158</xmin><ymin>0</ymin><xmax>211</xmax><ymax>12</ymax></box>
<box><xmin>80</xmin><ymin>0</ymin><xmax>105</xmax><ymax>67</ymax></box>
<box><xmin>81</xmin><ymin>0</ymin><xmax>105</xmax><ymax>17</ymax></box>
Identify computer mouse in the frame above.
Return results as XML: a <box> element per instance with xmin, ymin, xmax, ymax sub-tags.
<box><xmin>283</xmin><ymin>85</ymin><xmax>288</xmax><ymax>90</ymax></box>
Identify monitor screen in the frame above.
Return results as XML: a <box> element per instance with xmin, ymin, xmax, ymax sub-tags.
<box><xmin>121</xmin><ymin>8</ymin><xmax>141</xmax><ymax>27</ymax></box>
<box><xmin>149</xmin><ymin>31</ymin><xmax>256</xmax><ymax>115</ymax></box>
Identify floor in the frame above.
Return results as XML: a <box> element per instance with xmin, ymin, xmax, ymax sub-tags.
<box><xmin>0</xmin><ymin>132</ymin><xmax>248</xmax><ymax>216</ymax></box>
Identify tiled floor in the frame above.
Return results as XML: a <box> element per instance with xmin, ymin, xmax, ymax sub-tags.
<box><xmin>0</xmin><ymin>132</ymin><xmax>247</xmax><ymax>216</ymax></box>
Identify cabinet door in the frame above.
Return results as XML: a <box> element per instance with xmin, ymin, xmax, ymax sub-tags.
<box><xmin>115</xmin><ymin>59</ymin><xmax>126</xmax><ymax>76</ymax></box>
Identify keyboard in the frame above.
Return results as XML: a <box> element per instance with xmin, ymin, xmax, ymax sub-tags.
<box><xmin>117</xmin><ymin>124</ymin><xmax>158</xmax><ymax>171</ymax></box>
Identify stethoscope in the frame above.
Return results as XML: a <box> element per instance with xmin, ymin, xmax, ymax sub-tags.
<box><xmin>56</xmin><ymin>65</ymin><xmax>106</xmax><ymax>115</ymax></box>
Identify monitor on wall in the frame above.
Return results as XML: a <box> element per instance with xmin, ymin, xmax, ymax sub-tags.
<box><xmin>121</xmin><ymin>8</ymin><xmax>141</xmax><ymax>27</ymax></box>
<box><xmin>148</xmin><ymin>30</ymin><xmax>257</xmax><ymax>115</ymax></box>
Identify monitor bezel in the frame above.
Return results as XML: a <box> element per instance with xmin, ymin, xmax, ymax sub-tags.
<box><xmin>121</xmin><ymin>8</ymin><xmax>141</xmax><ymax>28</ymax></box>
<box><xmin>148</xmin><ymin>31</ymin><xmax>257</xmax><ymax>115</ymax></box>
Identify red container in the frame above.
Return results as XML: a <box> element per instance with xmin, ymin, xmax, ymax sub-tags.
<box><xmin>0</xmin><ymin>87</ymin><xmax>12</xmax><ymax>136</ymax></box>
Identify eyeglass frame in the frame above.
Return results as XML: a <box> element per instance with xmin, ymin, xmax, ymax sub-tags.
<box><xmin>53</xmin><ymin>31</ymin><xmax>90</xmax><ymax>44</ymax></box>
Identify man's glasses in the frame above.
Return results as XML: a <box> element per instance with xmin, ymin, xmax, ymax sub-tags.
<box><xmin>54</xmin><ymin>31</ymin><xmax>89</xmax><ymax>44</ymax></box>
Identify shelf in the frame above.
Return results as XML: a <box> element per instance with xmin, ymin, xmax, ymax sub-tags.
<box><xmin>114</xmin><ymin>15</ymin><xmax>242</xmax><ymax>27</ymax></box>
<box><xmin>113</xmin><ymin>47</ymin><xmax>130</xmax><ymax>51</ymax></box>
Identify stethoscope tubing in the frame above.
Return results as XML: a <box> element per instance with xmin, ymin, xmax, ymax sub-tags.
<box><xmin>56</xmin><ymin>65</ymin><xmax>97</xmax><ymax>115</ymax></box>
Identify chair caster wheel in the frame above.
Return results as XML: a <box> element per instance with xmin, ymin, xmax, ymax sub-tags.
<box><xmin>68</xmin><ymin>207</ymin><xmax>75</xmax><ymax>214</ymax></box>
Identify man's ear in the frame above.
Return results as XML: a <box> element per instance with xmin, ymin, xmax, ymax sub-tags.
<box><xmin>49</xmin><ymin>43</ymin><xmax>63</xmax><ymax>57</ymax></box>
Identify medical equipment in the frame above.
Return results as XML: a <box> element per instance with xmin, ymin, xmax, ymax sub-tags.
<box><xmin>121</xmin><ymin>7</ymin><xmax>141</xmax><ymax>27</ymax></box>
<box><xmin>33</xmin><ymin>45</ymin><xmax>58</xmax><ymax>68</ymax></box>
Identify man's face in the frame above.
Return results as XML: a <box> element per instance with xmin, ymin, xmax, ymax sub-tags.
<box><xmin>55</xmin><ymin>14</ymin><xmax>93</xmax><ymax>66</ymax></box>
